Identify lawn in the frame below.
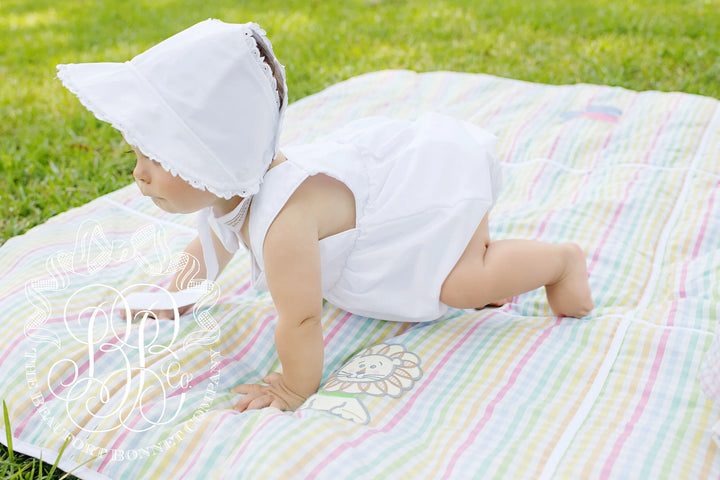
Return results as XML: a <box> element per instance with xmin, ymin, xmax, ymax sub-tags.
<box><xmin>1</xmin><ymin>0</ymin><xmax>719</xmax><ymax>246</ymax></box>
<box><xmin>1</xmin><ymin>0</ymin><xmax>719</xmax><ymax>476</ymax></box>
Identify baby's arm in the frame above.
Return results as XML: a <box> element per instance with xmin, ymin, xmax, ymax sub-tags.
<box><xmin>128</xmin><ymin>230</ymin><xmax>235</xmax><ymax>320</ymax></box>
<box><xmin>231</xmin><ymin>199</ymin><xmax>324</xmax><ymax>411</ymax></box>
<box><xmin>168</xmin><ymin>231</ymin><xmax>236</xmax><ymax>291</ymax></box>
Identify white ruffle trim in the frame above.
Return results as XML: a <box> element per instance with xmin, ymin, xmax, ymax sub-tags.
<box><xmin>57</xmin><ymin>19</ymin><xmax>287</xmax><ymax>200</ymax></box>
<box><xmin>57</xmin><ymin>64</ymin><xmax>262</xmax><ymax>199</ymax></box>
<box><xmin>241</xmin><ymin>20</ymin><xmax>288</xmax><ymax>111</ymax></box>
<box><xmin>241</xmin><ymin>23</ymin><xmax>281</xmax><ymax>111</ymax></box>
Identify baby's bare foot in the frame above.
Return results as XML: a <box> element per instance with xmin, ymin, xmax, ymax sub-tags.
<box><xmin>545</xmin><ymin>244</ymin><xmax>594</xmax><ymax>318</ymax></box>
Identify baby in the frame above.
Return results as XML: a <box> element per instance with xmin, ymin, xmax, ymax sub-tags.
<box><xmin>58</xmin><ymin>19</ymin><xmax>593</xmax><ymax>412</ymax></box>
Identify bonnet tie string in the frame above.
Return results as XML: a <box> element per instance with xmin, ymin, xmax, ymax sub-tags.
<box><xmin>197</xmin><ymin>195</ymin><xmax>253</xmax><ymax>281</ymax></box>
<box><xmin>125</xmin><ymin>196</ymin><xmax>250</xmax><ymax>313</ymax></box>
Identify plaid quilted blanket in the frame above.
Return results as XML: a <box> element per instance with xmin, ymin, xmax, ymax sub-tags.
<box><xmin>1</xmin><ymin>70</ymin><xmax>718</xmax><ymax>479</ymax></box>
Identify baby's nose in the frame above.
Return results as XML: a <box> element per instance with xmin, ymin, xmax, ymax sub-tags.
<box><xmin>133</xmin><ymin>163</ymin><xmax>149</xmax><ymax>183</ymax></box>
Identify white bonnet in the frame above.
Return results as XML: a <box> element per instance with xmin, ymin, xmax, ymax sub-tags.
<box><xmin>57</xmin><ymin>19</ymin><xmax>288</xmax><ymax>199</ymax></box>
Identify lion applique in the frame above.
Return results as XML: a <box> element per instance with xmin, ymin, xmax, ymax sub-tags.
<box><xmin>301</xmin><ymin>343</ymin><xmax>422</xmax><ymax>424</ymax></box>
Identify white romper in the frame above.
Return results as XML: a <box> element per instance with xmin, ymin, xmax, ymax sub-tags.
<box><xmin>247</xmin><ymin>113</ymin><xmax>502</xmax><ymax>322</ymax></box>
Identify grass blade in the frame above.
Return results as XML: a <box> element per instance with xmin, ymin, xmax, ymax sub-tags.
<box><xmin>6</xmin><ymin>462</ymin><xmax>31</xmax><ymax>480</ymax></box>
<box><xmin>47</xmin><ymin>435</ymin><xmax>72</xmax><ymax>478</ymax></box>
<box><xmin>3</xmin><ymin>399</ymin><xmax>14</xmax><ymax>463</ymax></box>
<box><xmin>59</xmin><ymin>450</ymin><xmax>108</xmax><ymax>479</ymax></box>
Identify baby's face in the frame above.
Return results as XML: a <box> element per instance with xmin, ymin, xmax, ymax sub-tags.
<box><xmin>130</xmin><ymin>146</ymin><xmax>219</xmax><ymax>214</ymax></box>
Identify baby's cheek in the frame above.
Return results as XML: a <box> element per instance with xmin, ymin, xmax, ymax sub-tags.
<box><xmin>165</xmin><ymin>180</ymin><xmax>214</xmax><ymax>212</ymax></box>
<box><xmin>170</xmin><ymin>194</ymin><xmax>207</xmax><ymax>213</ymax></box>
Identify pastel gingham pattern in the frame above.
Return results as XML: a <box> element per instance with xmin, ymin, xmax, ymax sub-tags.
<box><xmin>701</xmin><ymin>336</ymin><xmax>720</xmax><ymax>402</ymax></box>
<box><xmin>0</xmin><ymin>71</ymin><xmax>718</xmax><ymax>479</ymax></box>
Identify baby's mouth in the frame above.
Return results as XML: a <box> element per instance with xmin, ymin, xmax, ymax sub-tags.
<box><xmin>139</xmin><ymin>188</ymin><xmax>161</xmax><ymax>201</ymax></box>
<box><xmin>136</xmin><ymin>183</ymin><xmax>149</xmax><ymax>196</ymax></box>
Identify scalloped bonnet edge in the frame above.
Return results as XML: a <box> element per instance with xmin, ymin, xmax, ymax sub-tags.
<box><xmin>56</xmin><ymin>64</ymin><xmax>262</xmax><ymax>199</ymax></box>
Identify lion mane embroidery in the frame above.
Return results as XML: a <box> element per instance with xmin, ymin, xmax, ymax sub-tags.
<box><xmin>301</xmin><ymin>343</ymin><xmax>422</xmax><ymax>424</ymax></box>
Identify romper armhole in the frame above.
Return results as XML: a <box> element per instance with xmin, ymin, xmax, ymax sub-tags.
<box><xmin>248</xmin><ymin>161</ymin><xmax>309</xmax><ymax>284</ymax></box>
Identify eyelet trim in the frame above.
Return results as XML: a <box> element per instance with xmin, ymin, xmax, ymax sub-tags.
<box><xmin>242</xmin><ymin>24</ymin><xmax>280</xmax><ymax>111</ymax></box>
<box><xmin>56</xmin><ymin>20</ymin><xmax>289</xmax><ymax>200</ymax></box>
<box><xmin>57</xmin><ymin>64</ymin><xmax>261</xmax><ymax>199</ymax></box>
<box><xmin>216</xmin><ymin>195</ymin><xmax>252</xmax><ymax>228</ymax></box>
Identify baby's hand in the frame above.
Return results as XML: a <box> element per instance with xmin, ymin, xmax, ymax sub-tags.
<box><xmin>128</xmin><ymin>303</ymin><xmax>193</xmax><ymax>321</ymax></box>
<box><xmin>125</xmin><ymin>289</ymin><xmax>200</xmax><ymax>321</ymax></box>
<box><xmin>231</xmin><ymin>373</ymin><xmax>308</xmax><ymax>412</ymax></box>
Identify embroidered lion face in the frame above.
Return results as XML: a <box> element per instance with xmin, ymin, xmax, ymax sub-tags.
<box><xmin>323</xmin><ymin>343</ymin><xmax>422</xmax><ymax>398</ymax></box>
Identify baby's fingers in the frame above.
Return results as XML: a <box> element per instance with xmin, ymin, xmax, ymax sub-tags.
<box><xmin>126</xmin><ymin>309</ymin><xmax>151</xmax><ymax>322</ymax></box>
<box><xmin>234</xmin><ymin>392</ymin><xmax>285</xmax><ymax>412</ymax></box>
<box><xmin>233</xmin><ymin>395</ymin><xmax>252</xmax><ymax>412</ymax></box>
<box><xmin>263</xmin><ymin>372</ymin><xmax>283</xmax><ymax>384</ymax></box>
<box><xmin>126</xmin><ymin>307</ymin><xmax>189</xmax><ymax>322</ymax></box>
<box><xmin>232</xmin><ymin>389</ymin><xmax>267</xmax><ymax>412</ymax></box>
<box><xmin>246</xmin><ymin>395</ymin><xmax>274</xmax><ymax>411</ymax></box>
<box><xmin>269</xmin><ymin>398</ymin><xmax>289</xmax><ymax>410</ymax></box>
<box><xmin>153</xmin><ymin>309</ymin><xmax>175</xmax><ymax>320</ymax></box>
<box><xmin>231</xmin><ymin>383</ymin><xmax>262</xmax><ymax>395</ymax></box>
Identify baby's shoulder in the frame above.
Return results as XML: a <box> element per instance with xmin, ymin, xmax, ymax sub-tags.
<box><xmin>260</xmin><ymin>172</ymin><xmax>353</xmax><ymax>271</ymax></box>
<box><xmin>278</xmin><ymin>173</ymin><xmax>356</xmax><ymax>242</ymax></box>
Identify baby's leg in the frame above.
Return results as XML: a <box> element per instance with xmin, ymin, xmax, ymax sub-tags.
<box><xmin>440</xmin><ymin>215</ymin><xmax>593</xmax><ymax>318</ymax></box>
<box><xmin>486</xmin><ymin>240</ymin><xmax>594</xmax><ymax>317</ymax></box>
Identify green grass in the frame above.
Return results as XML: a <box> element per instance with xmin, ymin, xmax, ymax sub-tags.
<box><xmin>2</xmin><ymin>400</ymin><xmax>84</xmax><ymax>479</ymax></box>
<box><xmin>0</xmin><ymin>0</ymin><xmax>719</xmax><ymax>476</ymax></box>
<box><xmin>1</xmin><ymin>0</ymin><xmax>719</xmax><ymax>245</ymax></box>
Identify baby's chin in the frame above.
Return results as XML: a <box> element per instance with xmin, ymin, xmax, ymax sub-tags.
<box><xmin>151</xmin><ymin>197</ymin><xmax>179</xmax><ymax>213</ymax></box>
<box><xmin>152</xmin><ymin>197</ymin><xmax>203</xmax><ymax>215</ymax></box>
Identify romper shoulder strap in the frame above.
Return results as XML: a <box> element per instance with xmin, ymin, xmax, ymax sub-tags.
<box><xmin>247</xmin><ymin>161</ymin><xmax>310</xmax><ymax>280</ymax></box>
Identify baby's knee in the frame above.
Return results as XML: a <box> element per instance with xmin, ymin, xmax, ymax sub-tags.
<box><xmin>439</xmin><ymin>273</ymin><xmax>491</xmax><ymax>309</ymax></box>
<box><xmin>560</xmin><ymin>242</ymin><xmax>587</xmax><ymax>266</ymax></box>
